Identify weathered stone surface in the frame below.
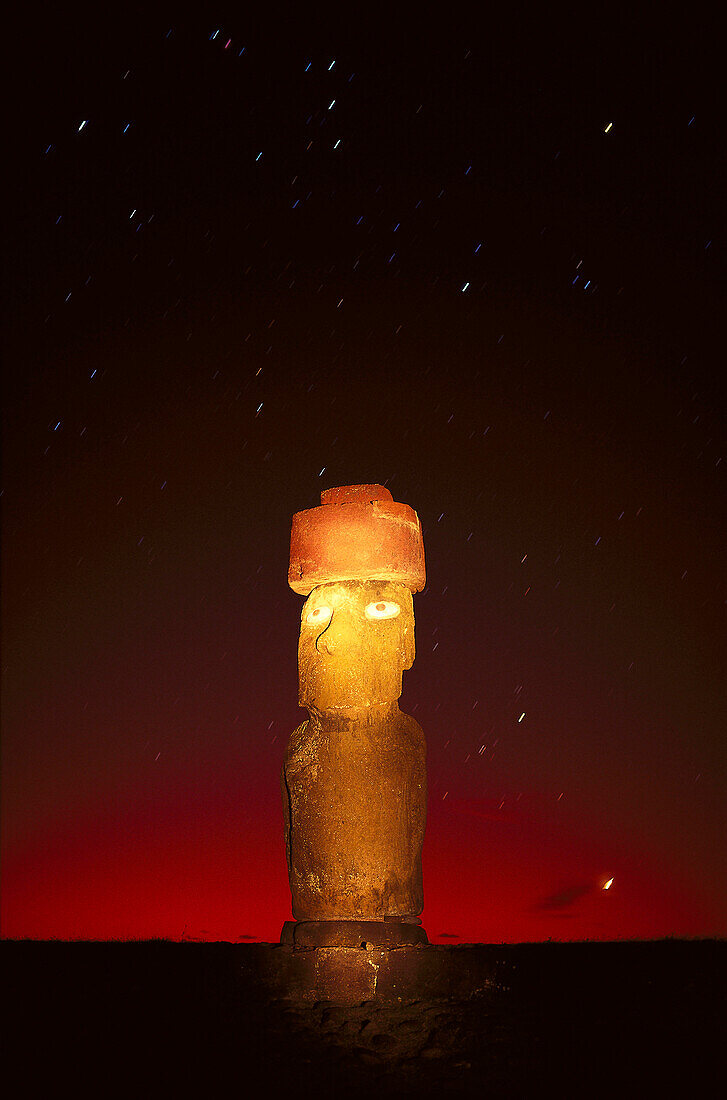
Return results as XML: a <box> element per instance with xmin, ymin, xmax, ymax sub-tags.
<box><xmin>282</xmin><ymin>486</ymin><xmax>428</xmax><ymax>940</ymax></box>
<box><xmin>289</xmin><ymin>485</ymin><xmax>425</xmax><ymax>595</ymax></box>
<box><xmin>313</xmin><ymin>947</ymin><xmax>379</xmax><ymax>1003</ymax></box>
<box><xmin>282</xmin><ymin>699</ymin><xmax>426</xmax><ymax>919</ymax></box>
<box><xmin>320</xmin><ymin>483</ymin><xmax>393</xmax><ymax>506</ymax></box>
<box><xmin>255</xmin><ymin>943</ymin><xmax>499</xmax><ymax>1005</ymax></box>
<box><xmin>297</xmin><ymin>579</ymin><xmax>415</xmax><ymax>710</ymax></box>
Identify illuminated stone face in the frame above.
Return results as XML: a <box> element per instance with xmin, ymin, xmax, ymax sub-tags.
<box><xmin>298</xmin><ymin>579</ymin><xmax>414</xmax><ymax>711</ymax></box>
<box><xmin>282</xmin><ymin>485</ymin><xmax>427</xmax><ymax>929</ymax></box>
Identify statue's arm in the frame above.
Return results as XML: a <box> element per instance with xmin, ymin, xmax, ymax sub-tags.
<box><xmin>281</xmin><ymin>719</ymin><xmax>310</xmax><ymax>878</ymax></box>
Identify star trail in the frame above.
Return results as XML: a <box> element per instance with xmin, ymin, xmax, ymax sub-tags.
<box><xmin>2</xmin><ymin>13</ymin><xmax>725</xmax><ymax>943</ymax></box>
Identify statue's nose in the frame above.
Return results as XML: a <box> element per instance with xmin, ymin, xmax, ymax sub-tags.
<box><xmin>319</xmin><ymin>625</ymin><xmax>342</xmax><ymax>654</ymax></box>
<box><xmin>317</xmin><ymin>613</ymin><xmax>351</xmax><ymax>655</ymax></box>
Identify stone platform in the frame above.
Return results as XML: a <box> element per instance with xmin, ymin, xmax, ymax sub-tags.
<box><xmin>254</xmin><ymin>934</ymin><xmax>496</xmax><ymax>1004</ymax></box>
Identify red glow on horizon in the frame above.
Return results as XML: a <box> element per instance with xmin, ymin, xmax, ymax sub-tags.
<box><xmin>2</xmin><ymin>781</ymin><xmax>720</xmax><ymax>944</ymax></box>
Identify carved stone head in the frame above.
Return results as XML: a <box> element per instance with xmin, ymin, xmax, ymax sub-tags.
<box><xmin>298</xmin><ymin>578</ymin><xmax>415</xmax><ymax>711</ymax></box>
<box><xmin>289</xmin><ymin>483</ymin><xmax>425</xmax><ymax>714</ymax></box>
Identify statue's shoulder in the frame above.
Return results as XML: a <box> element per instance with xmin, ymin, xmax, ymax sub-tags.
<box><xmin>284</xmin><ymin>717</ymin><xmax>312</xmax><ymax>763</ymax></box>
<box><xmin>397</xmin><ymin>709</ymin><xmax>426</xmax><ymax>745</ymax></box>
<box><xmin>288</xmin><ymin>717</ymin><xmax>310</xmax><ymax>745</ymax></box>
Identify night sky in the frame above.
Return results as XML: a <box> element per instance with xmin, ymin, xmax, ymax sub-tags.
<box><xmin>3</xmin><ymin>13</ymin><xmax>725</xmax><ymax>943</ymax></box>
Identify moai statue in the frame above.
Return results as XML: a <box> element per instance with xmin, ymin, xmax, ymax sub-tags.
<box><xmin>281</xmin><ymin>484</ymin><xmax>428</xmax><ymax>947</ymax></box>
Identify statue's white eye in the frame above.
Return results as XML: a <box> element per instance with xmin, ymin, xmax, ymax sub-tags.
<box><xmin>365</xmin><ymin>600</ymin><xmax>401</xmax><ymax>621</ymax></box>
<box><xmin>305</xmin><ymin>604</ymin><xmax>332</xmax><ymax>625</ymax></box>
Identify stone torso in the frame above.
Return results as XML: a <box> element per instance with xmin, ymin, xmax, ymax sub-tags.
<box><xmin>281</xmin><ymin>704</ymin><xmax>427</xmax><ymax>920</ymax></box>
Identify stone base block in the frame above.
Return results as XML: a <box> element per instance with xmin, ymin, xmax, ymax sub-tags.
<box><xmin>255</xmin><ymin>939</ymin><xmax>496</xmax><ymax>1005</ymax></box>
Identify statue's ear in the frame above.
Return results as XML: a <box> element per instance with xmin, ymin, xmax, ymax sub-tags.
<box><xmin>402</xmin><ymin>620</ymin><xmax>415</xmax><ymax>670</ymax></box>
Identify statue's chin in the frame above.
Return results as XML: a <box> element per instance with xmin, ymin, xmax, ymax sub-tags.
<box><xmin>300</xmin><ymin>695</ymin><xmax>400</xmax><ymax>713</ymax></box>
<box><xmin>298</xmin><ymin>671</ymin><xmax>403</xmax><ymax>712</ymax></box>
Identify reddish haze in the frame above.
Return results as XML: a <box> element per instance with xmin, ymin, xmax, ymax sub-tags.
<box><xmin>3</xmin><ymin>17</ymin><xmax>725</xmax><ymax>942</ymax></box>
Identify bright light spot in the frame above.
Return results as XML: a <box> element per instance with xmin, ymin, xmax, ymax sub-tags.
<box><xmin>333</xmin><ymin>138</ymin><xmax>341</xmax><ymax>149</ymax></box>
<box><xmin>365</xmin><ymin>601</ymin><xmax>401</xmax><ymax>621</ymax></box>
<box><xmin>328</xmin><ymin>60</ymin><xmax>336</xmax><ymax>70</ymax></box>
<box><xmin>603</xmin><ymin>877</ymin><xmax>614</xmax><ymax>890</ymax></box>
<box><xmin>604</xmin><ymin>121</ymin><xmax>613</xmax><ymax>133</ymax></box>
<box><xmin>461</xmin><ymin>281</ymin><xmax>470</xmax><ymax>292</ymax></box>
<box><xmin>328</xmin><ymin>99</ymin><xmax>336</xmax><ymax>110</ymax></box>
<box><xmin>130</xmin><ymin>209</ymin><xmax>136</xmax><ymax>219</ymax></box>
<box><xmin>256</xmin><ymin>151</ymin><xmax>263</xmax><ymax>161</ymax></box>
<box><xmin>518</xmin><ymin>712</ymin><xmax>525</xmax><ymax>722</ymax></box>
<box><xmin>78</xmin><ymin>120</ymin><xmax>88</xmax><ymax>132</ymax></box>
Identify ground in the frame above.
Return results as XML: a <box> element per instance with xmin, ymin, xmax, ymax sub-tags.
<box><xmin>4</xmin><ymin>940</ymin><xmax>724</xmax><ymax>1096</ymax></box>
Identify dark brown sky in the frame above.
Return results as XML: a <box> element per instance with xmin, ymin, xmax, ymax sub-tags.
<box><xmin>3</xmin><ymin>13</ymin><xmax>725</xmax><ymax>941</ymax></box>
